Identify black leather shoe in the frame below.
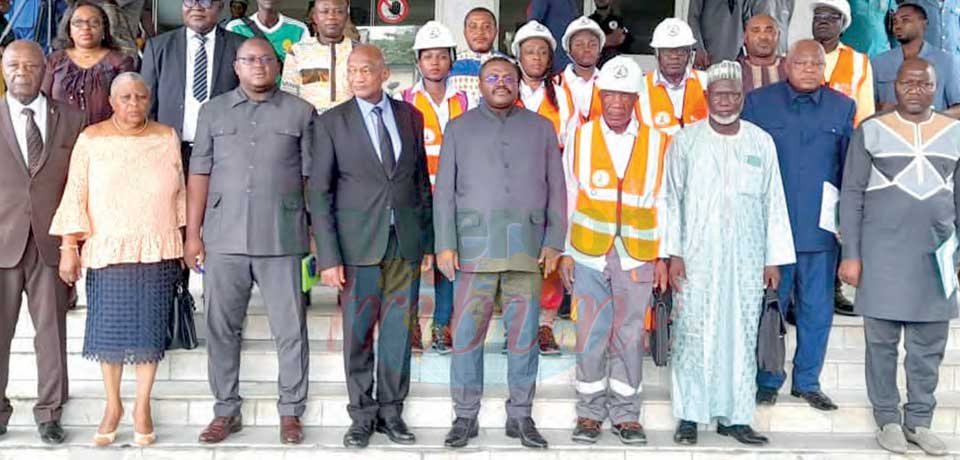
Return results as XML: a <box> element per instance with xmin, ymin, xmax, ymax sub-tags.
<box><xmin>506</xmin><ymin>417</ymin><xmax>548</xmax><ymax>449</ymax></box>
<box><xmin>38</xmin><ymin>421</ymin><xmax>66</xmax><ymax>444</ymax></box>
<box><xmin>0</xmin><ymin>425</ymin><xmax>7</xmax><ymax>436</ymax></box>
<box><xmin>673</xmin><ymin>420</ymin><xmax>698</xmax><ymax>445</ymax></box>
<box><xmin>717</xmin><ymin>424</ymin><xmax>769</xmax><ymax>445</ymax></box>
<box><xmin>571</xmin><ymin>417</ymin><xmax>602</xmax><ymax>444</ymax></box>
<box><xmin>444</xmin><ymin>417</ymin><xmax>478</xmax><ymax>448</ymax></box>
<box><xmin>376</xmin><ymin>417</ymin><xmax>416</xmax><ymax>445</ymax></box>
<box><xmin>343</xmin><ymin>421</ymin><xmax>373</xmax><ymax>448</ymax></box>
<box><xmin>756</xmin><ymin>387</ymin><xmax>778</xmax><ymax>405</ymax></box>
<box><xmin>791</xmin><ymin>389</ymin><xmax>838</xmax><ymax>411</ymax></box>
<box><xmin>612</xmin><ymin>421</ymin><xmax>647</xmax><ymax>445</ymax></box>
<box><xmin>834</xmin><ymin>283</ymin><xmax>857</xmax><ymax>316</ymax></box>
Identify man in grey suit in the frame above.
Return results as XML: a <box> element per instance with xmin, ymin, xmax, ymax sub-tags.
<box><xmin>140</xmin><ymin>0</ymin><xmax>244</xmax><ymax>178</ymax></box>
<box><xmin>184</xmin><ymin>38</ymin><xmax>316</xmax><ymax>446</ymax></box>
<box><xmin>310</xmin><ymin>44</ymin><xmax>433</xmax><ymax>449</ymax></box>
<box><xmin>0</xmin><ymin>40</ymin><xmax>85</xmax><ymax>444</ymax></box>
<box><xmin>434</xmin><ymin>56</ymin><xmax>566</xmax><ymax>449</ymax></box>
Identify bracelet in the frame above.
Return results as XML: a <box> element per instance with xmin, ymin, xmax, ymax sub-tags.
<box><xmin>59</xmin><ymin>245</ymin><xmax>78</xmax><ymax>251</ymax></box>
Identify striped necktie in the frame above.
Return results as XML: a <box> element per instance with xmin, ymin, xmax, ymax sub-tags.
<box><xmin>193</xmin><ymin>34</ymin><xmax>209</xmax><ymax>102</ymax></box>
<box><xmin>22</xmin><ymin>107</ymin><xmax>42</xmax><ymax>175</ymax></box>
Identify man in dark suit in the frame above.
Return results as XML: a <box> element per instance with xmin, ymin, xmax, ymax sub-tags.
<box><xmin>0</xmin><ymin>40</ymin><xmax>85</xmax><ymax>444</ymax></box>
<box><xmin>310</xmin><ymin>44</ymin><xmax>433</xmax><ymax>449</ymax></box>
<box><xmin>140</xmin><ymin>0</ymin><xmax>244</xmax><ymax>173</ymax></box>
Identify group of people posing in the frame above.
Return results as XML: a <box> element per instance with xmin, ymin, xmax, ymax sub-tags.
<box><xmin>0</xmin><ymin>0</ymin><xmax>956</xmax><ymax>457</ymax></box>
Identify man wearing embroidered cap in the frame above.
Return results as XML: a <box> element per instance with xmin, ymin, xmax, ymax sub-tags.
<box><xmin>811</xmin><ymin>0</ymin><xmax>876</xmax><ymax>126</ymax></box>
<box><xmin>636</xmin><ymin>18</ymin><xmax>709</xmax><ymax>137</ymax></box>
<box><xmin>558</xmin><ymin>55</ymin><xmax>669</xmax><ymax>446</ymax></box>
<box><xmin>558</xmin><ymin>16</ymin><xmax>606</xmax><ymax>124</ymax></box>
<box><xmin>665</xmin><ymin>60</ymin><xmax>795</xmax><ymax>447</ymax></box>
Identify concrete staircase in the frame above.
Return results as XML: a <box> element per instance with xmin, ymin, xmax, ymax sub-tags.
<box><xmin>4</xmin><ymin>273</ymin><xmax>960</xmax><ymax>459</ymax></box>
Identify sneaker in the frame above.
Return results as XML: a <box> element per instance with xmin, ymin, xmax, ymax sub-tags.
<box><xmin>571</xmin><ymin>417</ymin><xmax>602</xmax><ymax>444</ymax></box>
<box><xmin>538</xmin><ymin>325</ymin><xmax>561</xmax><ymax>355</ymax></box>
<box><xmin>430</xmin><ymin>325</ymin><xmax>452</xmax><ymax>354</ymax></box>
<box><xmin>410</xmin><ymin>324</ymin><xmax>423</xmax><ymax>354</ymax></box>
<box><xmin>612</xmin><ymin>421</ymin><xmax>647</xmax><ymax>445</ymax></box>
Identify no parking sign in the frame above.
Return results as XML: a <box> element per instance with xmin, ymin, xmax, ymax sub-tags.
<box><xmin>377</xmin><ymin>0</ymin><xmax>409</xmax><ymax>24</ymax></box>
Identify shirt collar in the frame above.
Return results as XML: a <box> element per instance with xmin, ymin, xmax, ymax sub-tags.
<box><xmin>229</xmin><ymin>86</ymin><xmax>280</xmax><ymax>107</ymax></box>
<box><xmin>519</xmin><ymin>80</ymin><xmax>545</xmax><ymax>99</ymax></box>
<box><xmin>251</xmin><ymin>13</ymin><xmax>286</xmax><ymax>34</ymax></box>
<box><xmin>7</xmin><ymin>93</ymin><xmax>46</xmax><ymax>116</ymax></box>
<box><xmin>786</xmin><ymin>82</ymin><xmax>823</xmax><ymax>105</ymax></box>
<box><xmin>480</xmin><ymin>102</ymin><xmax>519</xmax><ymax>120</ymax></box>
<box><xmin>654</xmin><ymin>68</ymin><xmax>692</xmax><ymax>90</ymax></box>
<box><xmin>564</xmin><ymin>64</ymin><xmax>599</xmax><ymax>83</ymax></box>
<box><xmin>411</xmin><ymin>80</ymin><xmax>461</xmax><ymax>104</ymax></box>
<box><xmin>186</xmin><ymin>27</ymin><xmax>216</xmax><ymax>43</ymax></box>
<box><xmin>356</xmin><ymin>93</ymin><xmax>392</xmax><ymax>117</ymax></box>
<box><xmin>599</xmin><ymin>115</ymin><xmax>639</xmax><ymax>138</ymax></box>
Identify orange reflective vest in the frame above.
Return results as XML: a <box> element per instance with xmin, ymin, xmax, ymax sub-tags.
<box><xmin>569</xmin><ymin>120</ymin><xmax>668</xmax><ymax>261</ymax></box>
<box><xmin>559</xmin><ymin>73</ymin><xmax>603</xmax><ymax>124</ymax></box>
<box><xmin>403</xmin><ymin>87</ymin><xmax>468</xmax><ymax>187</ymax></box>
<box><xmin>517</xmin><ymin>82</ymin><xmax>575</xmax><ymax>149</ymax></box>
<box><xmin>636</xmin><ymin>71</ymin><xmax>708</xmax><ymax>136</ymax></box>
<box><xmin>826</xmin><ymin>44</ymin><xmax>869</xmax><ymax>101</ymax></box>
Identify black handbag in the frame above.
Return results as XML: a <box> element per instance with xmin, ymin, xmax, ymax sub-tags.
<box><xmin>167</xmin><ymin>272</ymin><xmax>199</xmax><ymax>350</ymax></box>
<box><xmin>756</xmin><ymin>287</ymin><xmax>787</xmax><ymax>374</ymax></box>
<box><xmin>645</xmin><ymin>287</ymin><xmax>673</xmax><ymax>367</ymax></box>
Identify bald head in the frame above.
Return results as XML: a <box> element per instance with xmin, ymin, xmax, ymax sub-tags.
<box><xmin>895</xmin><ymin>57</ymin><xmax>936</xmax><ymax>115</ymax></box>
<box><xmin>234</xmin><ymin>38</ymin><xmax>280</xmax><ymax>96</ymax></box>
<box><xmin>2</xmin><ymin>40</ymin><xmax>45</xmax><ymax>104</ymax></box>
<box><xmin>786</xmin><ymin>39</ymin><xmax>826</xmax><ymax>92</ymax></box>
<box><xmin>238</xmin><ymin>37</ymin><xmax>274</xmax><ymax>56</ymax></box>
<box><xmin>744</xmin><ymin>14</ymin><xmax>780</xmax><ymax>59</ymax></box>
<box><xmin>348</xmin><ymin>44</ymin><xmax>390</xmax><ymax>103</ymax></box>
<box><xmin>898</xmin><ymin>57</ymin><xmax>936</xmax><ymax>82</ymax></box>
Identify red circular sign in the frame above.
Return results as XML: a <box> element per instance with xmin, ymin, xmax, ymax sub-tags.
<box><xmin>377</xmin><ymin>0</ymin><xmax>409</xmax><ymax>24</ymax></box>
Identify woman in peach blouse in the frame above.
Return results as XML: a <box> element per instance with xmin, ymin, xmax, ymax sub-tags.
<box><xmin>50</xmin><ymin>72</ymin><xmax>185</xmax><ymax>448</ymax></box>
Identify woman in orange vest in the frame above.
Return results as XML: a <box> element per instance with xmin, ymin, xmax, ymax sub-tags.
<box><xmin>557</xmin><ymin>17</ymin><xmax>605</xmax><ymax>125</ymax></box>
<box><xmin>513</xmin><ymin>20</ymin><xmax>575</xmax><ymax>355</ymax></box>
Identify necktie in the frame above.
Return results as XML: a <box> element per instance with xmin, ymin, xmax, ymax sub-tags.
<box><xmin>193</xmin><ymin>34</ymin><xmax>209</xmax><ymax>102</ymax></box>
<box><xmin>729</xmin><ymin>0</ymin><xmax>736</xmax><ymax>14</ymax></box>
<box><xmin>22</xmin><ymin>107</ymin><xmax>42</xmax><ymax>175</ymax></box>
<box><xmin>372</xmin><ymin>106</ymin><xmax>396</xmax><ymax>176</ymax></box>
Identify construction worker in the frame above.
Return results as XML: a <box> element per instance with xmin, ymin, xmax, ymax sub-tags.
<box><xmin>637</xmin><ymin>18</ymin><xmax>709</xmax><ymax>137</ymax></box>
<box><xmin>558</xmin><ymin>16</ymin><xmax>606</xmax><ymax>124</ymax></box>
<box><xmin>401</xmin><ymin>21</ymin><xmax>468</xmax><ymax>355</ymax></box>
<box><xmin>559</xmin><ymin>55</ymin><xmax>669</xmax><ymax>446</ymax></box>
<box><xmin>811</xmin><ymin>0</ymin><xmax>875</xmax><ymax>125</ymax></box>
<box><xmin>513</xmin><ymin>20</ymin><xmax>575</xmax><ymax>355</ymax></box>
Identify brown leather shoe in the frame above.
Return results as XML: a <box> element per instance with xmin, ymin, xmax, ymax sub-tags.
<box><xmin>198</xmin><ymin>416</ymin><xmax>242</xmax><ymax>444</ymax></box>
<box><xmin>280</xmin><ymin>416</ymin><xmax>304</xmax><ymax>444</ymax></box>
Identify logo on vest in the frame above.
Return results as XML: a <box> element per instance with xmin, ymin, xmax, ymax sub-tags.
<box><xmin>424</xmin><ymin>128</ymin><xmax>438</xmax><ymax>144</ymax></box>
<box><xmin>592</xmin><ymin>170</ymin><xmax>611</xmax><ymax>188</ymax></box>
<box><xmin>654</xmin><ymin>111</ymin><xmax>672</xmax><ymax>126</ymax></box>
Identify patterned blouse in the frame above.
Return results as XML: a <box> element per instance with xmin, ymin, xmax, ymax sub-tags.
<box><xmin>50</xmin><ymin>121</ymin><xmax>186</xmax><ymax>269</ymax></box>
<box><xmin>42</xmin><ymin>50</ymin><xmax>137</xmax><ymax>126</ymax></box>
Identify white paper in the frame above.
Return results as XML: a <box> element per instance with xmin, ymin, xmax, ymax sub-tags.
<box><xmin>936</xmin><ymin>232</ymin><xmax>958</xmax><ymax>297</ymax></box>
<box><xmin>819</xmin><ymin>182</ymin><xmax>840</xmax><ymax>234</ymax></box>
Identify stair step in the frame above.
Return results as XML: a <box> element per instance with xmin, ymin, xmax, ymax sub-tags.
<box><xmin>5</xmin><ymin>381</ymin><xmax>960</xmax><ymax>435</ymax></box>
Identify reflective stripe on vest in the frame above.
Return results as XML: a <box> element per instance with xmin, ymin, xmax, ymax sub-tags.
<box><xmin>570</xmin><ymin>120</ymin><xmax>667</xmax><ymax>261</ymax></box>
<box><xmin>827</xmin><ymin>45</ymin><xmax>868</xmax><ymax>102</ymax></box>
<box><xmin>637</xmin><ymin>71</ymin><xmax>709</xmax><ymax>137</ymax></box>
<box><xmin>409</xmin><ymin>91</ymin><xmax>466</xmax><ymax>186</ymax></box>
<box><xmin>560</xmin><ymin>75</ymin><xmax>603</xmax><ymax>124</ymax></box>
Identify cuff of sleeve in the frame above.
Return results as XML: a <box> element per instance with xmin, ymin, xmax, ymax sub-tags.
<box><xmin>841</xmin><ymin>242</ymin><xmax>860</xmax><ymax>261</ymax></box>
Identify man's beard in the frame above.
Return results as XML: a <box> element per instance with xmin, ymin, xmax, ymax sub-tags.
<box><xmin>710</xmin><ymin>111</ymin><xmax>741</xmax><ymax>125</ymax></box>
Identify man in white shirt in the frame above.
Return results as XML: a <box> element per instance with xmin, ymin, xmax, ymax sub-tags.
<box><xmin>559</xmin><ymin>56</ymin><xmax>669</xmax><ymax>446</ymax></box>
<box><xmin>559</xmin><ymin>16</ymin><xmax>606</xmax><ymax>123</ymax></box>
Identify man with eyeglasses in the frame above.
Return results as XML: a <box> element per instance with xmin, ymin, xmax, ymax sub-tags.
<box><xmin>226</xmin><ymin>0</ymin><xmax>310</xmax><ymax>63</ymax></box>
<box><xmin>281</xmin><ymin>0</ymin><xmax>355</xmax><ymax>114</ymax></box>
<box><xmin>839</xmin><ymin>57</ymin><xmax>960</xmax><ymax>457</ymax></box>
<box><xmin>810</xmin><ymin>0</ymin><xmax>876</xmax><ymax>125</ymax></box>
<box><xmin>186</xmin><ymin>37</ymin><xmax>317</xmax><ymax>446</ymax></box>
<box><xmin>872</xmin><ymin>1</ymin><xmax>960</xmax><ymax>117</ymax></box>
<box><xmin>449</xmin><ymin>7</ymin><xmax>505</xmax><ymax>107</ymax></box>
<box><xmin>741</xmin><ymin>39</ymin><xmax>856</xmax><ymax>413</ymax></box>
<box><xmin>434</xmin><ymin>56</ymin><xmax>566</xmax><ymax>450</ymax></box>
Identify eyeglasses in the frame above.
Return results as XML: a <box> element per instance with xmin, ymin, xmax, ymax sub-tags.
<box><xmin>237</xmin><ymin>55</ymin><xmax>277</xmax><ymax>66</ymax></box>
<box><xmin>70</xmin><ymin>18</ymin><xmax>102</xmax><ymax>29</ymax></box>
<box><xmin>183</xmin><ymin>0</ymin><xmax>220</xmax><ymax>9</ymax></box>
<box><xmin>482</xmin><ymin>74</ymin><xmax>517</xmax><ymax>86</ymax></box>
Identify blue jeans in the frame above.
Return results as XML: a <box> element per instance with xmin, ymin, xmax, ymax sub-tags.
<box><xmin>757</xmin><ymin>249</ymin><xmax>837</xmax><ymax>393</ymax></box>
<box><xmin>433</xmin><ymin>270</ymin><xmax>454</xmax><ymax>326</ymax></box>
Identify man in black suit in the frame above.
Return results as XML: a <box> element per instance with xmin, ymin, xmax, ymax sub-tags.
<box><xmin>140</xmin><ymin>0</ymin><xmax>244</xmax><ymax>172</ymax></box>
<box><xmin>310</xmin><ymin>44</ymin><xmax>433</xmax><ymax>449</ymax></box>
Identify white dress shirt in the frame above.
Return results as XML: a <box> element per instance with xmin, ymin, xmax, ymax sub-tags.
<box><xmin>654</xmin><ymin>69</ymin><xmax>692</xmax><ymax>119</ymax></box>
<box><xmin>182</xmin><ymin>28</ymin><xmax>217</xmax><ymax>143</ymax></box>
<box><xmin>7</xmin><ymin>93</ymin><xmax>47</xmax><ymax>165</ymax></box>
<box><xmin>409</xmin><ymin>80</ymin><xmax>463</xmax><ymax>134</ymax></box>
<box><xmin>520</xmin><ymin>80</ymin><xmax>547</xmax><ymax>112</ymax></box>
<box><xmin>563</xmin><ymin>64</ymin><xmax>599</xmax><ymax>118</ymax></box>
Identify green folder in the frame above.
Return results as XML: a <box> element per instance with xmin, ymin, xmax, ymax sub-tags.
<box><xmin>301</xmin><ymin>254</ymin><xmax>320</xmax><ymax>293</ymax></box>
<box><xmin>935</xmin><ymin>232</ymin><xmax>958</xmax><ymax>297</ymax></box>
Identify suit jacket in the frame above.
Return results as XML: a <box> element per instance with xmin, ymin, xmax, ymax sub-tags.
<box><xmin>141</xmin><ymin>26</ymin><xmax>244</xmax><ymax>138</ymax></box>
<box><xmin>310</xmin><ymin>97</ymin><xmax>433</xmax><ymax>269</ymax></box>
<box><xmin>0</xmin><ymin>97</ymin><xmax>85</xmax><ymax>268</ymax></box>
<box><xmin>433</xmin><ymin>105</ymin><xmax>567</xmax><ymax>273</ymax></box>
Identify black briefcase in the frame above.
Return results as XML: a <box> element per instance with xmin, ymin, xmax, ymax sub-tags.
<box><xmin>756</xmin><ymin>287</ymin><xmax>786</xmax><ymax>374</ymax></box>
<box><xmin>645</xmin><ymin>287</ymin><xmax>673</xmax><ymax>367</ymax></box>
<box><xmin>166</xmin><ymin>272</ymin><xmax>199</xmax><ymax>351</ymax></box>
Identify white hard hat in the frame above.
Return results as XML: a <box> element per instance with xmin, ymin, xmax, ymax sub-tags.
<box><xmin>562</xmin><ymin>16</ymin><xmax>606</xmax><ymax>54</ymax></box>
<box><xmin>596</xmin><ymin>56</ymin><xmax>643</xmax><ymax>94</ymax></box>
<box><xmin>649</xmin><ymin>18</ymin><xmax>697</xmax><ymax>49</ymax></box>
<box><xmin>810</xmin><ymin>0</ymin><xmax>852</xmax><ymax>31</ymax></box>
<box><xmin>413</xmin><ymin>21</ymin><xmax>457</xmax><ymax>51</ymax></box>
<box><xmin>512</xmin><ymin>20</ymin><xmax>557</xmax><ymax>58</ymax></box>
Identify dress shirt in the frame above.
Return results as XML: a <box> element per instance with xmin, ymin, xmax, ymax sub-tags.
<box><xmin>824</xmin><ymin>43</ymin><xmax>876</xmax><ymax>124</ymax></box>
<box><xmin>520</xmin><ymin>80</ymin><xmax>547</xmax><ymax>113</ymax></box>
<box><xmin>182</xmin><ymin>27</ymin><xmax>216</xmax><ymax>142</ymax></box>
<box><xmin>872</xmin><ymin>41</ymin><xmax>960</xmax><ymax>110</ymax></box>
<box><xmin>563</xmin><ymin>65</ymin><xmax>600</xmax><ymax>118</ymax></box>
<box><xmin>653</xmin><ymin>69</ymin><xmax>691</xmax><ymax>118</ymax></box>
<box><xmin>741</xmin><ymin>82</ymin><xmax>856</xmax><ymax>252</ymax></box>
<box><xmin>355</xmin><ymin>95</ymin><xmax>402</xmax><ymax>162</ymax></box>
<box><xmin>840</xmin><ymin>0</ymin><xmax>897</xmax><ymax>57</ymax></box>
<box><xmin>410</xmin><ymin>80</ymin><xmax>460</xmax><ymax>133</ymax></box>
<box><xmin>7</xmin><ymin>93</ymin><xmax>47</xmax><ymax>165</ymax></box>
<box><xmin>913</xmin><ymin>0</ymin><xmax>960</xmax><ymax>56</ymax></box>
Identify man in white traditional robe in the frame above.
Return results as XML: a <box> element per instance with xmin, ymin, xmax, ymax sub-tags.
<box><xmin>664</xmin><ymin>60</ymin><xmax>796</xmax><ymax>446</ymax></box>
